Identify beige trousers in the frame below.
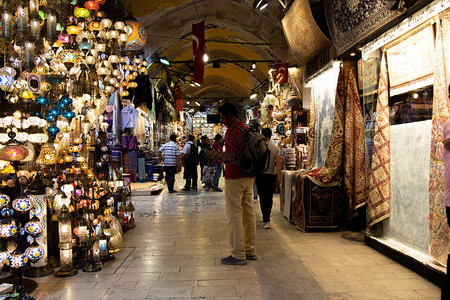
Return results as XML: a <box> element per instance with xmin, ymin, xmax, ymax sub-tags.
<box><xmin>224</xmin><ymin>177</ymin><xmax>256</xmax><ymax>260</ymax></box>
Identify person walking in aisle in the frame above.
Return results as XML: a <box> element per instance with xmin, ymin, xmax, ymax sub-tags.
<box><xmin>255</xmin><ymin>128</ymin><xmax>281</xmax><ymax>229</ymax></box>
<box><xmin>158</xmin><ymin>134</ymin><xmax>181</xmax><ymax>193</ymax></box>
<box><xmin>212</xmin><ymin>134</ymin><xmax>223</xmax><ymax>192</ymax></box>
<box><xmin>182</xmin><ymin>134</ymin><xmax>198</xmax><ymax>191</ymax></box>
<box><xmin>209</xmin><ymin>103</ymin><xmax>256</xmax><ymax>266</ymax></box>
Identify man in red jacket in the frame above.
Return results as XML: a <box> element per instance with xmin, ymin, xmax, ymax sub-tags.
<box><xmin>210</xmin><ymin>103</ymin><xmax>256</xmax><ymax>265</ymax></box>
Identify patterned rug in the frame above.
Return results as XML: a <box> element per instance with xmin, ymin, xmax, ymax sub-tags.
<box><xmin>344</xmin><ymin>68</ymin><xmax>366</xmax><ymax>217</ymax></box>
<box><xmin>429</xmin><ymin>16</ymin><xmax>450</xmax><ymax>266</ymax></box>
<box><xmin>325</xmin><ymin>0</ymin><xmax>396</xmax><ymax>55</ymax></box>
<box><xmin>306</xmin><ymin>83</ymin><xmax>316</xmax><ymax>169</ymax></box>
<box><xmin>293</xmin><ymin>66</ymin><xmax>344</xmax><ymax>229</ymax></box>
<box><xmin>367</xmin><ymin>51</ymin><xmax>391</xmax><ymax>226</ymax></box>
<box><xmin>305</xmin><ymin>66</ymin><xmax>345</xmax><ymax>186</ymax></box>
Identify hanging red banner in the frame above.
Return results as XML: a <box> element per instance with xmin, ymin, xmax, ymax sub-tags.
<box><xmin>192</xmin><ymin>20</ymin><xmax>205</xmax><ymax>83</ymax></box>
<box><xmin>275</xmin><ymin>63</ymin><xmax>289</xmax><ymax>84</ymax></box>
<box><xmin>174</xmin><ymin>85</ymin><xmax>183</xmax><ymax>111</ymax></box>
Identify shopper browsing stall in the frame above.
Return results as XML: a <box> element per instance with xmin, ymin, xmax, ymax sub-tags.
<box><xmin>209</xmin><ymin>103</ymin><xmax>256</xmax><ymax>266</ymax></box>
<box><xmin>182</xmin><ymin>135</ymin><xmax>199</xmax><ymax>191</ymax></box>
<box><xmin>255</xmin><ymin>128</ymin><xmax>281</xmax><ymax>229</ymax></box>
<box><xmin>158</xmin><ymin>134</ymin><xmax>181</xmax><ymax>193</ymax></box>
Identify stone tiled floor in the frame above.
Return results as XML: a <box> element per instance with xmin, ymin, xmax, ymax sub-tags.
<box><xmin>27</xmin><ymin>176</ymin><xmax>441</xmax><ymax>299</ymax></box>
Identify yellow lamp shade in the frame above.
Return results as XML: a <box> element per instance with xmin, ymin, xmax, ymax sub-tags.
<box><xmin>66</xmin><ymin>25</ymin><xmax>81</xmax><ymax>35</ymax></box>
<box><xmin>74</xmin><ymin>8</ymin><xmax>90</xmax><ymax>19</ymax></box>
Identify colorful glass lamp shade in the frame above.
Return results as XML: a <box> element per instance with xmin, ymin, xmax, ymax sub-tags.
<box><xmin>0</xmin><ymin>223</ymin><xmax>17</xmax><ymax>238</ymax></box>
<box><xmin>12</xmin><ymin>195</ymin><xmax>35</xmax><ymax>213</ymax></box>
<box><xmin>6</xmin><ymin>252</ymin><xmax>29</xmax><ymax>269</ymax></box>
<box><xmin>0</xmin><ymin>145</ymin><xmax>30</xmax><ymax>162</ymax></box>
<box><xmin>0</xmin><ymin>194</ymin><xmax>10</xmax><ymax>208</ymax></box>
<box><xmin>56</xmin><ymin>49</ymin><xmax>81</xmax><ymax>70</ymax></box>
<box><xmin>0</xmin><ymin>73</ymin><xmax>14</xmax><ymax>92</ymax></box>
<box><xmin>124</xmin><ymin>21</ymin><xmax>147</xmax><ymax>51</ymax></box>
<box><xmin>74</xmin><ymin>8</ymin><xmax>90</xmax><ymax>19</ymax></box>
<box><xmin>24</xmin><ymin>217</ymin><xmax>43</xmax><ymax>236</ymax></box>
<box><xmin>25</xmin><ymin>242</ymin><xmax>44</xmax><ymax>263</ymax></box>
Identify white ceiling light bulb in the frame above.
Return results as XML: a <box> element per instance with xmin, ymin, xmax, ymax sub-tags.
<box><xmin>203</xmin><ymin>53</ymin><xmax>209</xmax><ymax>63</ymax></box>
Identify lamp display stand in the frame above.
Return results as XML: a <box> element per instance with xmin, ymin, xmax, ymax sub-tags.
<box><xmin>54</xmin><ymin>205</ymin><xmax>77</xmax><ymax>277</ymax></box>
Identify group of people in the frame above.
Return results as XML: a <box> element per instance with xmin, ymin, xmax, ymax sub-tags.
<box><xmin>158</xmin><ymin>133</ymin><xmax>224</xmax><ymax>193</ymax></box>
<box><xmin>159</xmin><ymin>103</ymin><xmax>281</xmax><ymax>266</ymax></box>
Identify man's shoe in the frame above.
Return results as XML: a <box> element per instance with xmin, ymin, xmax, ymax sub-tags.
<box><xmin>191</xmin><ymin>187</ymin><xmax>198</xmax><ymax>191</ymax></box>
<box><xmin>213</xmin><ymin>188</ymin><xmax>223</xmax><ymax>192</ymax></box>
<box><xmin>169</xmin><ymin>190</ymin><xmax>177</xmax><ymax>193</ymax></box>
<box><xmin>220</xmin><ymin>255</ymin><xmax>247</xmax><ymax>265</ymax></box>
<box><xmin>259</xmin><ymin>222</ymin><xmax>271</xmax><ymax>229</ymax></box>
<box><xmin>246</xmin><ymin>255</ymin><xmax>257</xmax><ymax>261</ymax></box>
<box><xmin>182</xmin><ymin>187</ymin><xmax>191</xmax><ymax>191</ymax></box>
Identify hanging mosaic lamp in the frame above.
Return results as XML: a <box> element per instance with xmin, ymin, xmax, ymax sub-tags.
<box><xmin>36</xmin><ymin>143</ymin><xmax>57</xmax><ymax>165</ymax></box>
<box><xmin>12</xmin><ymin>195</ymin><xmax>35</xmax><ymax>213</ymax></box>
<box><xmin>84</xmin><ymin>0</ymin><xmax>100</xmax><ymax>11</ymax></box>
<box><xmin>35</xmin><ymin>96</ymin><xmax>49</xmax><ymax>106</ymax></box>
<box><xmin>56</xmin><ymin>49</ymin><xmax>81</xmax><ymax>70</ymax></box>
<box><xmin>66</xmin><ymin>25</ymin><xmax>81</xmax><ymax>35</ymax></box>
<box><xmin>0</xmin><ymin>145</ymin><xmax>30</xmax><ymax>162</ymax></box>
<box><xmin>25</xmin><ymin>242</ymin><xmax>44</xmax><ymax>263</ymax></box>
<box><xmin>0</xmin><ymin>222</ymin><xmax>17</xmax><ymax>238</ymax></box>
<box><xmin>6</xmin><ymin>251</ymin><xmax>29</xmax><ymax>269</ymax></box>
<box><xmin>74</xmin><ymin>8</ymin><xmax>90</xmax><ymax>19</ymax></box>
<box><xmin>0</xmin><ymin>73</ymin><xmax>14</xmax><ymax>92</ymax></box>
<box><xmin>0</xmin><ymin>194</ymin><xmax>10</xmax><ymax>209</ymax></box>
<box><xmin>24</xmin><ymin>216</ymin><xmax>43</xmax><ymax>236</ymax></box>
<box><xmin>124</xmin><ymin>20</ymin><xmax>147</xmax><ymax>51</ymax></box>
<box><xmin>47</xmin><ymin>125</ymin><xmax>60</xmax><ymax>136</ymax></box>
<box><xmin>62</xmin><ymin>111</ymin><xmax>75</xmax><ymax>121</ymax></box>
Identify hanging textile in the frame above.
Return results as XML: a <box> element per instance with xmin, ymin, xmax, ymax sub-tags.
<box><xmin>429</xmin><ymin>16</ymin><xmax>450</xmax><ymax>266</ymax></box>
<box><xmin>112</xmin><ymin>92</ymin><xmax>120</xmax><ymax>143</ymax></box>
<box><xmin>367</xmin><ymin>50</ymin><xmax>391</xmax><ymax>226</ymax></box>
<box><xmin>292</xmin><ymin>66</ymin><xmax>344</xmax><ymax>229</ymax></box>
<box><xmin>344</xmin><ymin>68</ymin><xmax>366</xmax><ymax>217</ymax></box>
<box><xmin>306</xmin><ymin>87</ymin><xmax>316</xmax><ymax>169</ymax></box>
<box><xmin>304</xmin><ymin>65</ymin><xmax>345</xmax><ymax>186</ymax></box>
<box><xmin>121</xmin><ymin>105</ymin><xmax>138</xmax><ymax>131</ymax></box>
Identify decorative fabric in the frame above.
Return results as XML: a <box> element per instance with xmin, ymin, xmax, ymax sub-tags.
<box><xmin>429</xmin><ymin>17</ymin><xmax>450</xmax><ymax>266</ymax></box>
<box><xmin>311</xmin><ymin>64</ymin><xmax>341</xmax><ymax>168</ymax></box>
<box><xmin>282</xmin><ymin>0</ymin><xmax>331</xmax><ymax>65</ymax></box>
<box><xmin>367</xmin><ymin>51</ymin><xmax>391</xmax><ymax>226</ymax></box>
<box><xmin>325</xmin><ymin>0</ymin><xmax>396</xmax><ymax>55</ymax></box>
<box><xmin>344</xmin><ymin>68</ymin><xmax>366</xmax><ymax>217</ymax></box>
<box><xmin>306</xmin><ymin>85</ymin><xmax>316</xmax><ymax>169</ymax></box>
<box><xmin>305</xmin><ymin>66</ymin><xmax>345</xmax><ymax>186</ymax></box>
<box><xmin>121</xmin><ymin>105</ymin><xmax>138</xmax><ymax>131</ymax></box>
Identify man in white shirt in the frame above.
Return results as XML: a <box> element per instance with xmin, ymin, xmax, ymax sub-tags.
<box><xmin>158</xmin><ymin>134</ymin><xmax>181</xmax><ymax>193</ymax></box>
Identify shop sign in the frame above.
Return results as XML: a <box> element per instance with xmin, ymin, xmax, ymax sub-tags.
<box><xmin>27</xmin><ymin>74</ymin><xmax>41</xmax><ymax>94</ymax></box>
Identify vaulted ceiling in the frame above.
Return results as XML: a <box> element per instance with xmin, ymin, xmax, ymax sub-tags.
<box><xmin>119</xmin><ymin>0</ymin><xmax>292</xmax><ymax>108</ymax></box>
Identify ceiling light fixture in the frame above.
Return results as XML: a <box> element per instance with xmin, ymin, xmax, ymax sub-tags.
<box><xmin>253</xmin><ymin>0</ymin><xmax>268</xmax><ymax>10</ymax></box>
<box><xmin>251</xmin><ymin>62</ymin><xmax>256</xmax><ymax>71</ymax></box>
<box><xmin>159</xmin><ymin>57</ymin><xmax>170</xmax><ymax>66</ymax></box>
<box><xmin>194</xmin><ymin>82</ymin><xmax>201</xmax><ymax>87</ymax></box>
<box><xmin>203</xmin><ymin>53</ymin><xmax>209</xmax><ymax>63</ymax></box>
<box><xmin>195</xmin><ymin>101</ymin><xmax>201</xmax><ymax>107</ymax></box>
<box><xmin>250</xmin><ymin>93</ymin><xmax>257</xmax><ymax>100</ymax></box>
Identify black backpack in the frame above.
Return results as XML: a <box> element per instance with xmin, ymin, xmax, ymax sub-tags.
<box><xmin>232</xmin><ymin>125</ymin><xmax>270</xmax><ymax>176</ymax></box>
<box><xmin>185</xmin><ymin>142</ymin><xmax>199</xmax><ymax>166</ymax></box>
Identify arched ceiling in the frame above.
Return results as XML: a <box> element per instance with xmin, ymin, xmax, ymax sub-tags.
<box><xmin>120</xmin><ymin>0</ymin><xmax>291</xmax><ymax>108</ymax></box>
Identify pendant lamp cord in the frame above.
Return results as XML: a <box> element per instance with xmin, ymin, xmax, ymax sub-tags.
<box><xmin>193</xmin><ymin>0</ymin><xmax>200</xmax><ymax>20</ymax></box>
